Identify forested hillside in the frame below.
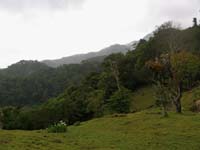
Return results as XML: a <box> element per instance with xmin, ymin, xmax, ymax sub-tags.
<box><xmin>0</xmin><ymin>60</ymin><xmax>101</xmax><ymax>106</ymax></box>
<box><xmin>1</xmin><ymin>22</ymin><xmax>200</xmax><ymax>130</ymax></box>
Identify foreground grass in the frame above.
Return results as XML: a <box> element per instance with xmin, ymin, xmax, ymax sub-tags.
<box><xmin>1</xmin><ymin>110</ymin><xmax>200</xmax><ymax>150</ymax></box>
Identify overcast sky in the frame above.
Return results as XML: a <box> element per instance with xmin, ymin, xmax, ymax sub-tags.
<box><xmin>0</xmin><ymin>0</ymin><xmax>199</xmax><ymax>68</ymax></box>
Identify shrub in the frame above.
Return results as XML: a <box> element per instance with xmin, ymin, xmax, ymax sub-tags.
<box><xmin>47</xmin><ymin>120</ymin><xmax>67</xmax><ymax>133</ymax></box>
<box><xmin>108</xmin><ymin>87</ymin><xmax>132</xmax><ymax>113</ymax></box>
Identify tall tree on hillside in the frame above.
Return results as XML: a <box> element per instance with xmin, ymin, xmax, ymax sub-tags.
<box><xmin>103</xmin><ymin>53</ymin><xmax>124</xmax><ymax>91</ymax></box>
<box><xmin>147</xmin><ymin>51</ymin><xmax>200</xmax><ymax>113</ymax></box>
<box><xmin>103</xmin><ymin>53</ymin><xmax>132</xmax><ymax>113</ymax></box>
<box><xmin>146</xmin><ymin>56</ymin><xmax>171</xmax><ymax>116</ymax></box>
<box><xmin>154</xmin><ymin>21</ymin><xmax>182</xmax><ymax>53</ymax></box>
<box><xmin>169</xmin><ymin>51</ymin><xmax>200</xmax><ymax>112</ymax></box>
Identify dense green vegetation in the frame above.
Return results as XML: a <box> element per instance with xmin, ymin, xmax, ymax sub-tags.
<box><xmin>0</xmin><ymin>60</ymin><xmax>101</xmax><ymax>106</ymax></box>
<box><xmin>1</xmin><ymin>22</ymin><xmax>200</xmax><ymax>132</ymax></box>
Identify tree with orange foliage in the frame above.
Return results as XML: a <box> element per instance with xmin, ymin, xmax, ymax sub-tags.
<box><xmin>147</xmin><ymin>51</ymin><xmax>200</xmax><ymax>114</ymax></box>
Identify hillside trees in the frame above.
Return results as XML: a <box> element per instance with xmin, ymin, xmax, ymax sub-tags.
<box><xmin>169</xmin><ymin>51</ymin><xmax>200</xmax><ymax>112</ymax></box>
<box><xmin>146</xmin><ymin>22</ymin><xmax>200</xmax><ymax>114</ymax></box>
<box><xmin>147</xmin><ymin>51</ymin><xmax>200</xmax><ymax>113</ymax></box>
<box><xmin>103</xmin><ymin>53</ymin><xmax>124</xmax><ymax>91</ymax></box>
<box><xmin>102</xmin><ymin>53</ymin><xmax>133</xmax><ymax>113</ymax></box>
<box><xmin>0</xmin><ymin>61</ymin><xmax>101</xmax><ymax>106</ymax></box>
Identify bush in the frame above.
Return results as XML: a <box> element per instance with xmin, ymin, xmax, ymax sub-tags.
<box><xmin>47</xmin><ymin>121</ymin><xmax>67</xmax><ymax>133</ymax></box>
<box><xmin>108</xmin><ymin>87</ymin><xmax>132</xmax><ymax>113</ymax></box>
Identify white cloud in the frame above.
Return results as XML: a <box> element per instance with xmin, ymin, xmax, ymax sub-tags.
<box><xmin>0</xmin><ymin>0</ymin><xmax>86</xmax><ymax>11</ymax></box>
<box><xmin>146</xmin><ymin>0</ymin><xmax>200</xmax><ymax>27</ymax></box>
<box><xmin>0</xmin><ymin>0</ymin><xmax>199</xmax><ymax>68</ymax></box>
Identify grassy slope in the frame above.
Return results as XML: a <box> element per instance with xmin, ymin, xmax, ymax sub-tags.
<box><xmin>1</xmin><ymin>110</ymin><xmax>200</xmax><ymax>150</ymax></box>
<box><xmin>0</xmin><ymin>86</ymin><xmax>200</xmax><ymax>150</ymax></box>
<box><xmin>131</xmin><ymin>86</ymin><xmax>199</xmax><ymax>111</ymax></box>
<box><xmin>131</xmin><ymin>86</ymin><xmax>155</xmax><ymax>111</ymax></box>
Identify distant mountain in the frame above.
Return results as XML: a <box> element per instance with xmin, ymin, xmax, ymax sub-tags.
<box><xmin>82</xmin><ymin>55</ymin><xmax>107</xmax><ymax>64</ymax></box>
<box><xmin>42</xmin><ymin>33</ymin><xmax>153</xmax><ymax>68</ymax></box>
<box><xmin>126</xmin><ymin>41</ymin><xmax>138</xmax><ymax>51</ymax></box>
<box><xmin>0</xmin><ymin>60</ymin><xmax>51</xmax><ymax>77</ymax></box>
<box><xmin>42</xmin><ymin>44</ymin><xmax>132</xmax><ymax>67</ymax></box>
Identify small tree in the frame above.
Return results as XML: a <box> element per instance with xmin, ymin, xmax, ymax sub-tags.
<box><xmin>108</xmin><ymin>87</ymin><xmax>131</xmax><ymax>113</ymax></box>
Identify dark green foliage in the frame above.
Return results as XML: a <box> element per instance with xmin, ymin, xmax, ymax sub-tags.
<box><xmin>1</xmin><ymin>60</ymin><xmax>50</xmax><ymax>77</ymax></box>
<box><xmin>108</xmin><ymin>88</ymin><xmax>132</xmax><ymax>113</ymax></box>
<box><xmin>0</xmin><ymin>61</ymin><xmax>101</xmax><ymax>106</ymax></box>
<box><xmin>1</xmin><ymin>107</ymin><xmax>22</xmax><ymax>129</ymax></box>
<box><xmin>86</xmin><ymin>90</ymin><xmax>105</xmax><ymax>117</ymax></box>
<box><xmin>179</xmin><ymin>26</ymin><xmax>200</xmax><ymax>52</ymax></box>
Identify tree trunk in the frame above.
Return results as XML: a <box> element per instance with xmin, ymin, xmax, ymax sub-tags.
<box><xmin>162</xmin><ymin>105</ymin><xmax>168</xmax><ymax>117</ymax></box>
<box><xmin>174</xmin><ymin>98</ymin><xmax>182</xmax><ymax>113</ymax></box>
<box><xmin>173</xmin><ymin>84</ymin><xmax>182</xmax><ymax>113</ymax></box>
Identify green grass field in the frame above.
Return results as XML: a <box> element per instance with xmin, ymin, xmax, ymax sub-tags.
<box><xmin>1</xmin><ymin>86</ymin><xmax>200</xmax><ymax>150</ymax></box>
<box><xmin>1</xmin><ymin>110</ymin><xmax>200</xmax><ymax>150</ymax></box>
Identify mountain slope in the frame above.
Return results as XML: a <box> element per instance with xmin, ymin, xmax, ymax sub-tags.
<box><xmin>0</xmin><ymin>60</ymin><xmax>101</xmax><ymax>106</ymax></box>
<box><xmin>0</xmin><ymin>60</ymin><xmax>51</xmax><ymax>77</ymax></box>
<box><xmin>42</xmin><ymin>44</ymin><xmax>131</xmax><ymax>67</ymax></box>
<box><xmin>42</xmin><ymin>33</ymin><xmax>154</xmax><ymax>68</ymax></box>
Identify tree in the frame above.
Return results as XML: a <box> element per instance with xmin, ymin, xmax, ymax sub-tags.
<box><xmin>86</xmin><ymin>90</ymin><xmax>104</xmax><ymax>117</ymax></box>
<box><xmin>103</xmin><ymin>53</ymin><xmax>125</xmax><ymax>91</ymax></box>
<box><xmin>169</xmin><ymin>51</ymin><xmax>200</xmax><ymax>113</ymax></box>
<box><xmin>154</xmin><ymin>21</ymin><xmax>182</xmax><ymax>53</ymax></box>
<box><xmin>147</xmin><ymin>51</ymin><xmax>200</xmax><ymax>113</ymax></box>
<box><xmin>108</xmin><ymin>87</ymin><xmax>131</xmax><ymax>113</ymax></box>
<box><xmin>146</xmin><ymin>56</ymin><xmax>171</xmax><ymax>116</ymax></box>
